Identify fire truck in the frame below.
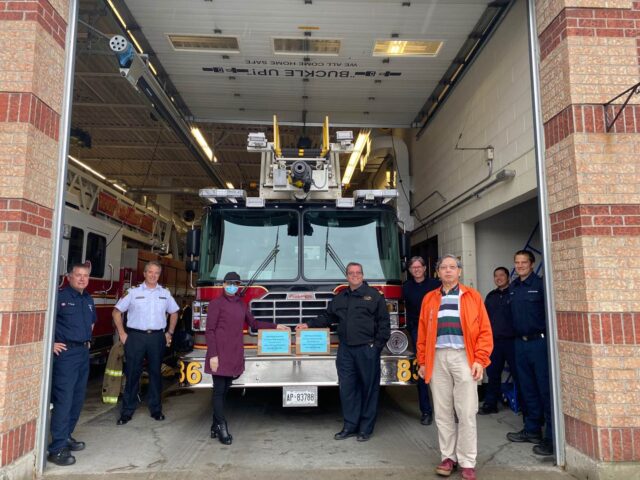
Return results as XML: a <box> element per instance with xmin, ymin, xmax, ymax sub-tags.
<box><xmin>178</xmin><ymin>117</ymin><xmax>416</xmax><ymax>406</ymax></box>
<box><xmin>61</xmin><ymin>161</ymin><xmax>194</xmax><ymax>361</ymax></box>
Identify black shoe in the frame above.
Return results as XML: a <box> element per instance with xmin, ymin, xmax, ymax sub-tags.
<box><xmin>357</xmin><ymin>432</ymin><xmax>371</xmax><ymax>442</ymax></box>
<box><xmin>334</xmin><ymin>429</ymin><xmax>357</xmax><ymax>440</ymax></box>
<box><xmin>47</xmin><ymin>448</ymin><xmax>76</xmax><ymax>466</ymax></box>
<box><xmin>67</xmin><ymin>436</ymin><xmax>85</xmax><ymax>451</ymax></box>
<box><xmin>151</xmin><ymin>412</ymin><xmax>165</xmax><ymax>421</ymax></box>
<box><xmin>421</xmin><ymin>413</ymin><xmax>433</xmax><ymax>425</ymax></box>
<box><xmin>533</xmin><ymin>440</ymin><xmax>554</xmax><ymax>456</ymax></box>
<box><xmin>506</xmin><ymin>428</ymin><xmax>542</xmax><ymax>444</ymax></box>
<box><xmin>212</xmin><ymin>421</ymin><xmax>232</xmax><ymax>445</ymax></box>
<box><xmin>117</xmin><ymin>414</ymin><xmax>132</xmax><ymax>425</ymax></box>
<box><xmin>478</xmin><ymin>404</ymin><xmax>498</xmax><ymax>415</ymax></box>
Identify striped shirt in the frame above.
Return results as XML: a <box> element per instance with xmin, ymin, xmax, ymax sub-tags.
<box><xmin>436</xmin><ymin>284</ymin><xmax>464</xmax><ymax>349</ymax></box>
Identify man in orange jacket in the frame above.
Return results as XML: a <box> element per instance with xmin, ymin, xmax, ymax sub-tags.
<box><xmin>417</xmin><ymin>254</ymin><xmax>493</xmax><ymax>480</ymax></box>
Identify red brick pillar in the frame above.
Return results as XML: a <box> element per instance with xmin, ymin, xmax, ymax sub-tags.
<box><xmin>536</xmin><ymin>1</ymin><xmax>640</xmax><ymax>477</ymax></box>
<box><xmin>0</xmin><ymin>0</ymin><xmax>69</xmax><ymax>476</ymax></box>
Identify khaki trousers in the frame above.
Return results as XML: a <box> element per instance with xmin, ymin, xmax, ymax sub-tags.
<box><xmin>430</xmin><ymin>348</ymin><xmax>478</xmax><ymax>468</ymax></box>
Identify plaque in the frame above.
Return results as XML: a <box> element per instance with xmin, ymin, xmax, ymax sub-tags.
<box><xmin>257</xmin><ymin>329</ymin><xmax>291</xmax><ymax>355</ymax></box>
<box><xmin>296</xmin><ymin>328</ymin><xmax>330</xmax><ymax>355</ymax></box>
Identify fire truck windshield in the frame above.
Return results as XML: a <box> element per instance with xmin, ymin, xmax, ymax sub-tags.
<box><xmin>303</xmin><ymin>210</ymin><xmax>401</xmax><ymax>282</ymax></box>
<box><xmin>200</xmin><ymin>209</ymin><xmax>299</xmax><ymax>282</ymax></box>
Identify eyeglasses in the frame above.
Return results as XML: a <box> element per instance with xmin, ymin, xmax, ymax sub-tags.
<box><xmin>409</xmin><ymin>265</ymin><xmax>425</xmax><ymax>270</ymax></box>
<box><xmin>347</xmin><ymin>271</ymin><xmax>363</xmax><ymax>276</ymax></box>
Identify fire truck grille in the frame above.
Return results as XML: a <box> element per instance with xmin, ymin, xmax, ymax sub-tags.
<box><xmin>249</xmin><ymin>292</ymin><xmax>335</xmax><ymax>328</ymax></box>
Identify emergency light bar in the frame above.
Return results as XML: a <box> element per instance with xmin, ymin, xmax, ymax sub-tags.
<box><xmin>199</xmin><ymin>188</ymin><xmax>247</xmax><ymax>204</ymax></box>
<box><xmin>353</xmin><ymin>189</ymin><xmax>398</xmax><ymax>203</ymax></box>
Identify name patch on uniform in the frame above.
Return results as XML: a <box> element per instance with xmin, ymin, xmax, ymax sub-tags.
<box><xmin>363</xmin><ymin>295</ymin><xmax>372</xmax><ymax>301</ymax></box>
<box><xmin>159</xmin><ymin>296</ymin><xmax>167</xmax><ymax>300</ymax></box>
<box><xmin>528</xmin><ymin>290</ymin><xmax>539</xmax><ymax>294</ymax></box>
<box><xmin>136</xmin><ymin>296</ymin><xmax>145</xmax><ymax>299</ymax></box>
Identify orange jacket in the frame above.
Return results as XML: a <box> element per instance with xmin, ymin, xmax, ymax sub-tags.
<box><xmin>416</xmin><ymin>283</ymin><xmax>493</xmax><ymax>384</ymax></box>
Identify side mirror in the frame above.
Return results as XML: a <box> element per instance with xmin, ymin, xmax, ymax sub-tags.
<box><xmin>186</xmin><ymin>228</ymin><xmax>201</xmax><ymax>257</ymax></box>
<box><xmin>399</xmin><ymin>232</ymin><xmax>411</xmax><ymax>260</ymax></box>
<box><xmin>186</xmin><ymin>259</ymin><xmax>199</xmax><ymax>273</ymax></box>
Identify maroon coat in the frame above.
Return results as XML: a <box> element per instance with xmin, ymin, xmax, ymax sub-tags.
<box><xmin>204</xmin><ymin>294</ymin><xmax>277</xmax><ymax>377</ymax></box>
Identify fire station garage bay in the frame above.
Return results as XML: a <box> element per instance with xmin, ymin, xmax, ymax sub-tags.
<box><xmin>1</xmin><ymin>0</ymin><xmax>639</xmax><ymax>479</ymax></box>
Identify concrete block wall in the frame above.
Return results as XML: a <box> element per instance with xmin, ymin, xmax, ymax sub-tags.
<box><xmin>409</xmin><ymin>0</ymin><xmax>537</xmax><ymax>288</ymax></box>
<box><xmin>0</xmin><ymin>0</ymin><xmax>69</xmax><ymax>476</ymax></box>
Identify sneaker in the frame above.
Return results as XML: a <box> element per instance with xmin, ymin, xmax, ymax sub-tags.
<box><xmin>478</xmin><ymin>404</ymin><xmax>498</xmax><ymax>415</ymax></box>
<box><xmin>533</xmin><ymin>439</ymin><xmax>554</xmax><ymax>456</ymax></box>
<box><xmin>461</xmin><ymin>467</ymin><xmax>477</xmax><ymax>480</ymax></box>
<box><xmin>506</xmin><ymin>428</ymin><xmax>542</xmax><ymax>444</ymax></box>
<box><xmin>435</xmin><ymin>458</ymin><xmax>457</xmax><ymax>477</ymax></box>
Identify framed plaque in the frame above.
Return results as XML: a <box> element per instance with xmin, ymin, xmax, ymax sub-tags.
<box><xmin>257</xmin><ymin>329</ymin><xmax>291</xmax><ymax>355</ymax></box>
<box><xmin>296</xmin><ymin>328</ymin><xmax>330</xmax><ymax>355</ymax></box>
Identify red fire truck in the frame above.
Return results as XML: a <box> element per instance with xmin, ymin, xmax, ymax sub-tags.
<box><xmin>178</xmin><ymin>118</ymin><xmax>415</xmax><ymax>406</ymax></box>
<box><xmin>61</xmin><ymin>162</ymin><xmax>193</xmax><ymax>361</ymax></box>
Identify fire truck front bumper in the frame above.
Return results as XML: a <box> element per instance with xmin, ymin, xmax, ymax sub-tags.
<box><xmin>177</xmin><ymin>352</ymin><xmax>417</xmax><ymax>388</ymax></box>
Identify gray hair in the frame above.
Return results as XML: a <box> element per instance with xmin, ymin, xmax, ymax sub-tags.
<box><xmin>144</xmin><ymin>260</ymin><xmax>163</xmax><ymax>272</ymax></box>
<box><xmin>436</xmin><ymin>254</ymin><xmax>462</xmax><ymax>270</ymax></box>
<box><xmin>408</xmin><ymin>256</ymin><xmax>426</xmax><ymax>267</ymax></box>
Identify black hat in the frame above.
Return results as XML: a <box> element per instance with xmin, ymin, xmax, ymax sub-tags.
<box><xmin>223</xmin><ymin>271</ymin><xmax>241</xmax><ymax>283</ymax></box>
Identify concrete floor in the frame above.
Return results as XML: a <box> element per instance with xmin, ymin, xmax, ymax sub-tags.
<box><xmin>43</xmin><ymin>373</ymin><xmax>576</xmax><ymax>480</ymax></box>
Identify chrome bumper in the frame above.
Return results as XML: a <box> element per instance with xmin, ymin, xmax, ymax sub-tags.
<box><xmin>177</xmin><ymin>351</ymin><xmax>417</xmax><ymax>388</ymax></box>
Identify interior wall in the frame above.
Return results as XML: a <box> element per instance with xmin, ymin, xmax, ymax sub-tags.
<box><xmin>408</xmin><ymin>0</ymin><xmax>537</xmax><ymax>289</ymax></box>
<box><xmin>475</xmin><ymin>197</ymin><xmax>541</xmax><ymax>296</ymax></box>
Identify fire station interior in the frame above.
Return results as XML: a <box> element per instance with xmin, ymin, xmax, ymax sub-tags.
<box><xmin>45</xmin><ymin>0</ymin><xmax>566</xmax><ymax>478</ymax></box>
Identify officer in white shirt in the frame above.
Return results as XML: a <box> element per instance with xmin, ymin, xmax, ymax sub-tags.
<box><xmin>112</xmin><ymin>260</ymin><xmax>179</xmax><ymax>425</ymax></box>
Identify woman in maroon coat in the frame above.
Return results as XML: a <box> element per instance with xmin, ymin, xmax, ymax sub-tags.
<box><xmin>205</xmin><ymin>271</ymin><xmax>289</xmax><ymax>444</ymax></box>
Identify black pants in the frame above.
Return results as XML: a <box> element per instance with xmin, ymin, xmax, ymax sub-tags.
<box><xmin>49</xmin><ymin>345</ymin><xmax>90</xmax><ymax>453</ymax></box>
<box><xmin>211</xmin><ymin>375</ymin><xmax>233</xmax><ymax>424</ymax></box>
<box><xmin>122</xmin><ymin>330</ymin><xmax>165</xmax><ymax>416</ymax></box>
<box><xmin>336</xmin><ymin>342</ymin><xmax>381</xmax><ymax>435</ymax></box>
<box><xmin>408</xmin><ymin>325</ymin><xmax>433</xmax><ymax>415</ymax></box>
<box><xmin>484</xmin><ymin>337</ymin><xmax>517</xmax><ymax>408</ymax></box>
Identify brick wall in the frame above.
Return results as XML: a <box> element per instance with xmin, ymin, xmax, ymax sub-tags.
<box><xmin>537</xmin><ymin>0</ymin><xmax>640</xmax><ymax>471</ymax></box>
<box><xmin>0</xmin><ymin>0</ymin><xmax>67</xmax><ymax>472</ymax></box>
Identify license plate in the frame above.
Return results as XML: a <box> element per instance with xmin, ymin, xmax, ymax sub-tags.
<box><xmin>282</xmin><ymin>386</ymin><xmax>318</xmax><ymax>407</ymax></box>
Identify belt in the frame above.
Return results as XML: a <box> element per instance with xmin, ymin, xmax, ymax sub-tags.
<box><xmin>128</xmin><ymin>328</ymin><xmax>164</xmax><ymax>334</ymax></box>
<box><xmin>519</xmin><ymin>333</ymin><xmax>545</xmax><ymax>341</ymax></box>
<box><xmin>64</xmin><ymin>340</ymin><xmax>90</xmax><ymax>348</ymax></box>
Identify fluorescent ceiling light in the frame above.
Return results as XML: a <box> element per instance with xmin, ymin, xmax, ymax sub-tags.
<box><xmin>127</xmin><ymin>30</ymin><xmax>144</xmax><ymax>54</ymax></box>
<box><xmin>342</xmin><ymin>130</ymin><xmax>370</xmax><ymax>185</ymax></box>
<box><xmin>112</xmin><ymin>183</ymin><xmax>127</xmax><ymax>194</ymax></box>
<box><xmin>190</xmin><ymin>127</ymin><xmax>214</xmax><ymax>161</ymax></box>
<box><xmin>148</xmin><ymin>61</ymin><xmax>158</xmax><ymax>75</ymax></box>
<box><xmin>373</xmin><ymin>40</ymin><xmax>443</xmax><ymax>57</ymax></box>
<box><xmin>68</xmin><ymin>155</ymin><xmax>106</xmax><ymax>180</ymax></box>
<box><xmin>225</xmin><ymin>182</ymin><xmax>234</xmax><ymax>189</ymax></box>
<box><xmin>107</xmin><ymin>0</ymin><xmax>127</xmax><ymax>28</ymax></box>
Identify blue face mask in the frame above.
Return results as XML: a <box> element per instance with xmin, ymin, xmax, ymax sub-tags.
<box><xmin>224</xmin><ymin>284</ymin><xmax>239</xmax><ymax>295</ymax></box>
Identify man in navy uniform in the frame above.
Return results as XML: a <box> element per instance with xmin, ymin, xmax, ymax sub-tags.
<box><xmin>297</xmin><ymin>262</ymin><xmax>390</xmax><ymax>442</ymax></box>
<box><xmin>479</xmin><ymin>266</ymin><xmax>517</xmax><ymax>415</ymax></box>
<box><xmin>48</xmin><ymin>263</ymin><xmax>95</xmax><ymax>466</ymax></box>
<box><xmin>402</xmin><ymin>255</ymin><xmax>440</xmax><ymax>425</ymax></box>
<box><xmin>113</xmin><ymin>260</ymin><xmax>179</xmax><ymax>425</ymax></box>
<box><xmin>506</xmin><ymin>250</ymin><xmax>553</xmax><ymax>456</ymax></box>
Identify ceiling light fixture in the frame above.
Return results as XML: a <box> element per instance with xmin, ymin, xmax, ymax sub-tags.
<box><xmin>68</xmin><ymin>155</ymin><xmax>106</xmax><ymax>180</ymax></box>
<box><xmin>225</xmin><ymin>182</ymin><xmax>234</xmax><ymax>189</ymax></box>
<box><xmin>190</xmin><ymin>127</ymin><xmax>214</xmax><ymax>161</ymax></box>
<box><xmin>127</xmin><ymin>30</ymin><xmax>144</xmax><ymax>53</ymax></box>
<box><xmin>107</xmin><ymin>0</ymin><xmax>127</xmax><ymax>28</ymax></box>
<box><xmin>148</xmin><ymin>61</ymin><xmax>158</xmax><ymax>75</ymax></box>
<box><xmin>342</xmin><ymin>130</ymin><xmax>370</xmax><ymax>185</ymax></box>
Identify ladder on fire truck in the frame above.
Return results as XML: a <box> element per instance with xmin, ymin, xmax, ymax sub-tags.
<box><xmin>65</xmin><ymin>161</ymin><xmax>181</xmax><ymax>250</ymax></box>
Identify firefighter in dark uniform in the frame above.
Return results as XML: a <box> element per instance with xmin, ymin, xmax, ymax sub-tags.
<box><xmin>48</xmin><ymin>263</ymin><xmax>95</xmax><ymax>466</ymax></box>
<box><xmin>297</xmin><ymin>262</ymin><xmax>391</xmax><ymax>442</ymax></box>
<box><xmin>479</xmin><ymin>266</ymin><xmax>518</xmax><ymax>415</ymax></box>
<box><xmin>112</xmin><ymin>260</ymin><xmax>179</xmax><ymax>425</ymax></box>
<box><xmin>506</xmin><ymin>250</ymin><xmax>554</xmax><ymax>456</ymax></box>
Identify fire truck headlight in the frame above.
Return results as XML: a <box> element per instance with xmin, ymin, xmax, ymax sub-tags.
<box><xmin>386</xmin><ymin>330</ymin><xmax>409</xmax><ymax>355</ymax></box>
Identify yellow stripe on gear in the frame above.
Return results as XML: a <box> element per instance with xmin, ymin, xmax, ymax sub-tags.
<box><xmin>102</xmin><ymin>341</ymin><xmax>125</xmax><ymax>404</ymax></box>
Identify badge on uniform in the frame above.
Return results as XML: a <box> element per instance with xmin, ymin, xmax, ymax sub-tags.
<box><xmin>363</xmin><ymin>295</ymin><xmax>372</xmax><ymax>301</ymax></box>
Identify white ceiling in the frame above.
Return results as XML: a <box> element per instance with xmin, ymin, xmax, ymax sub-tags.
<box><xmin>124</xmin><ymin>0</ymin><xmax>492</xmax><ymax>126</ymax></box>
